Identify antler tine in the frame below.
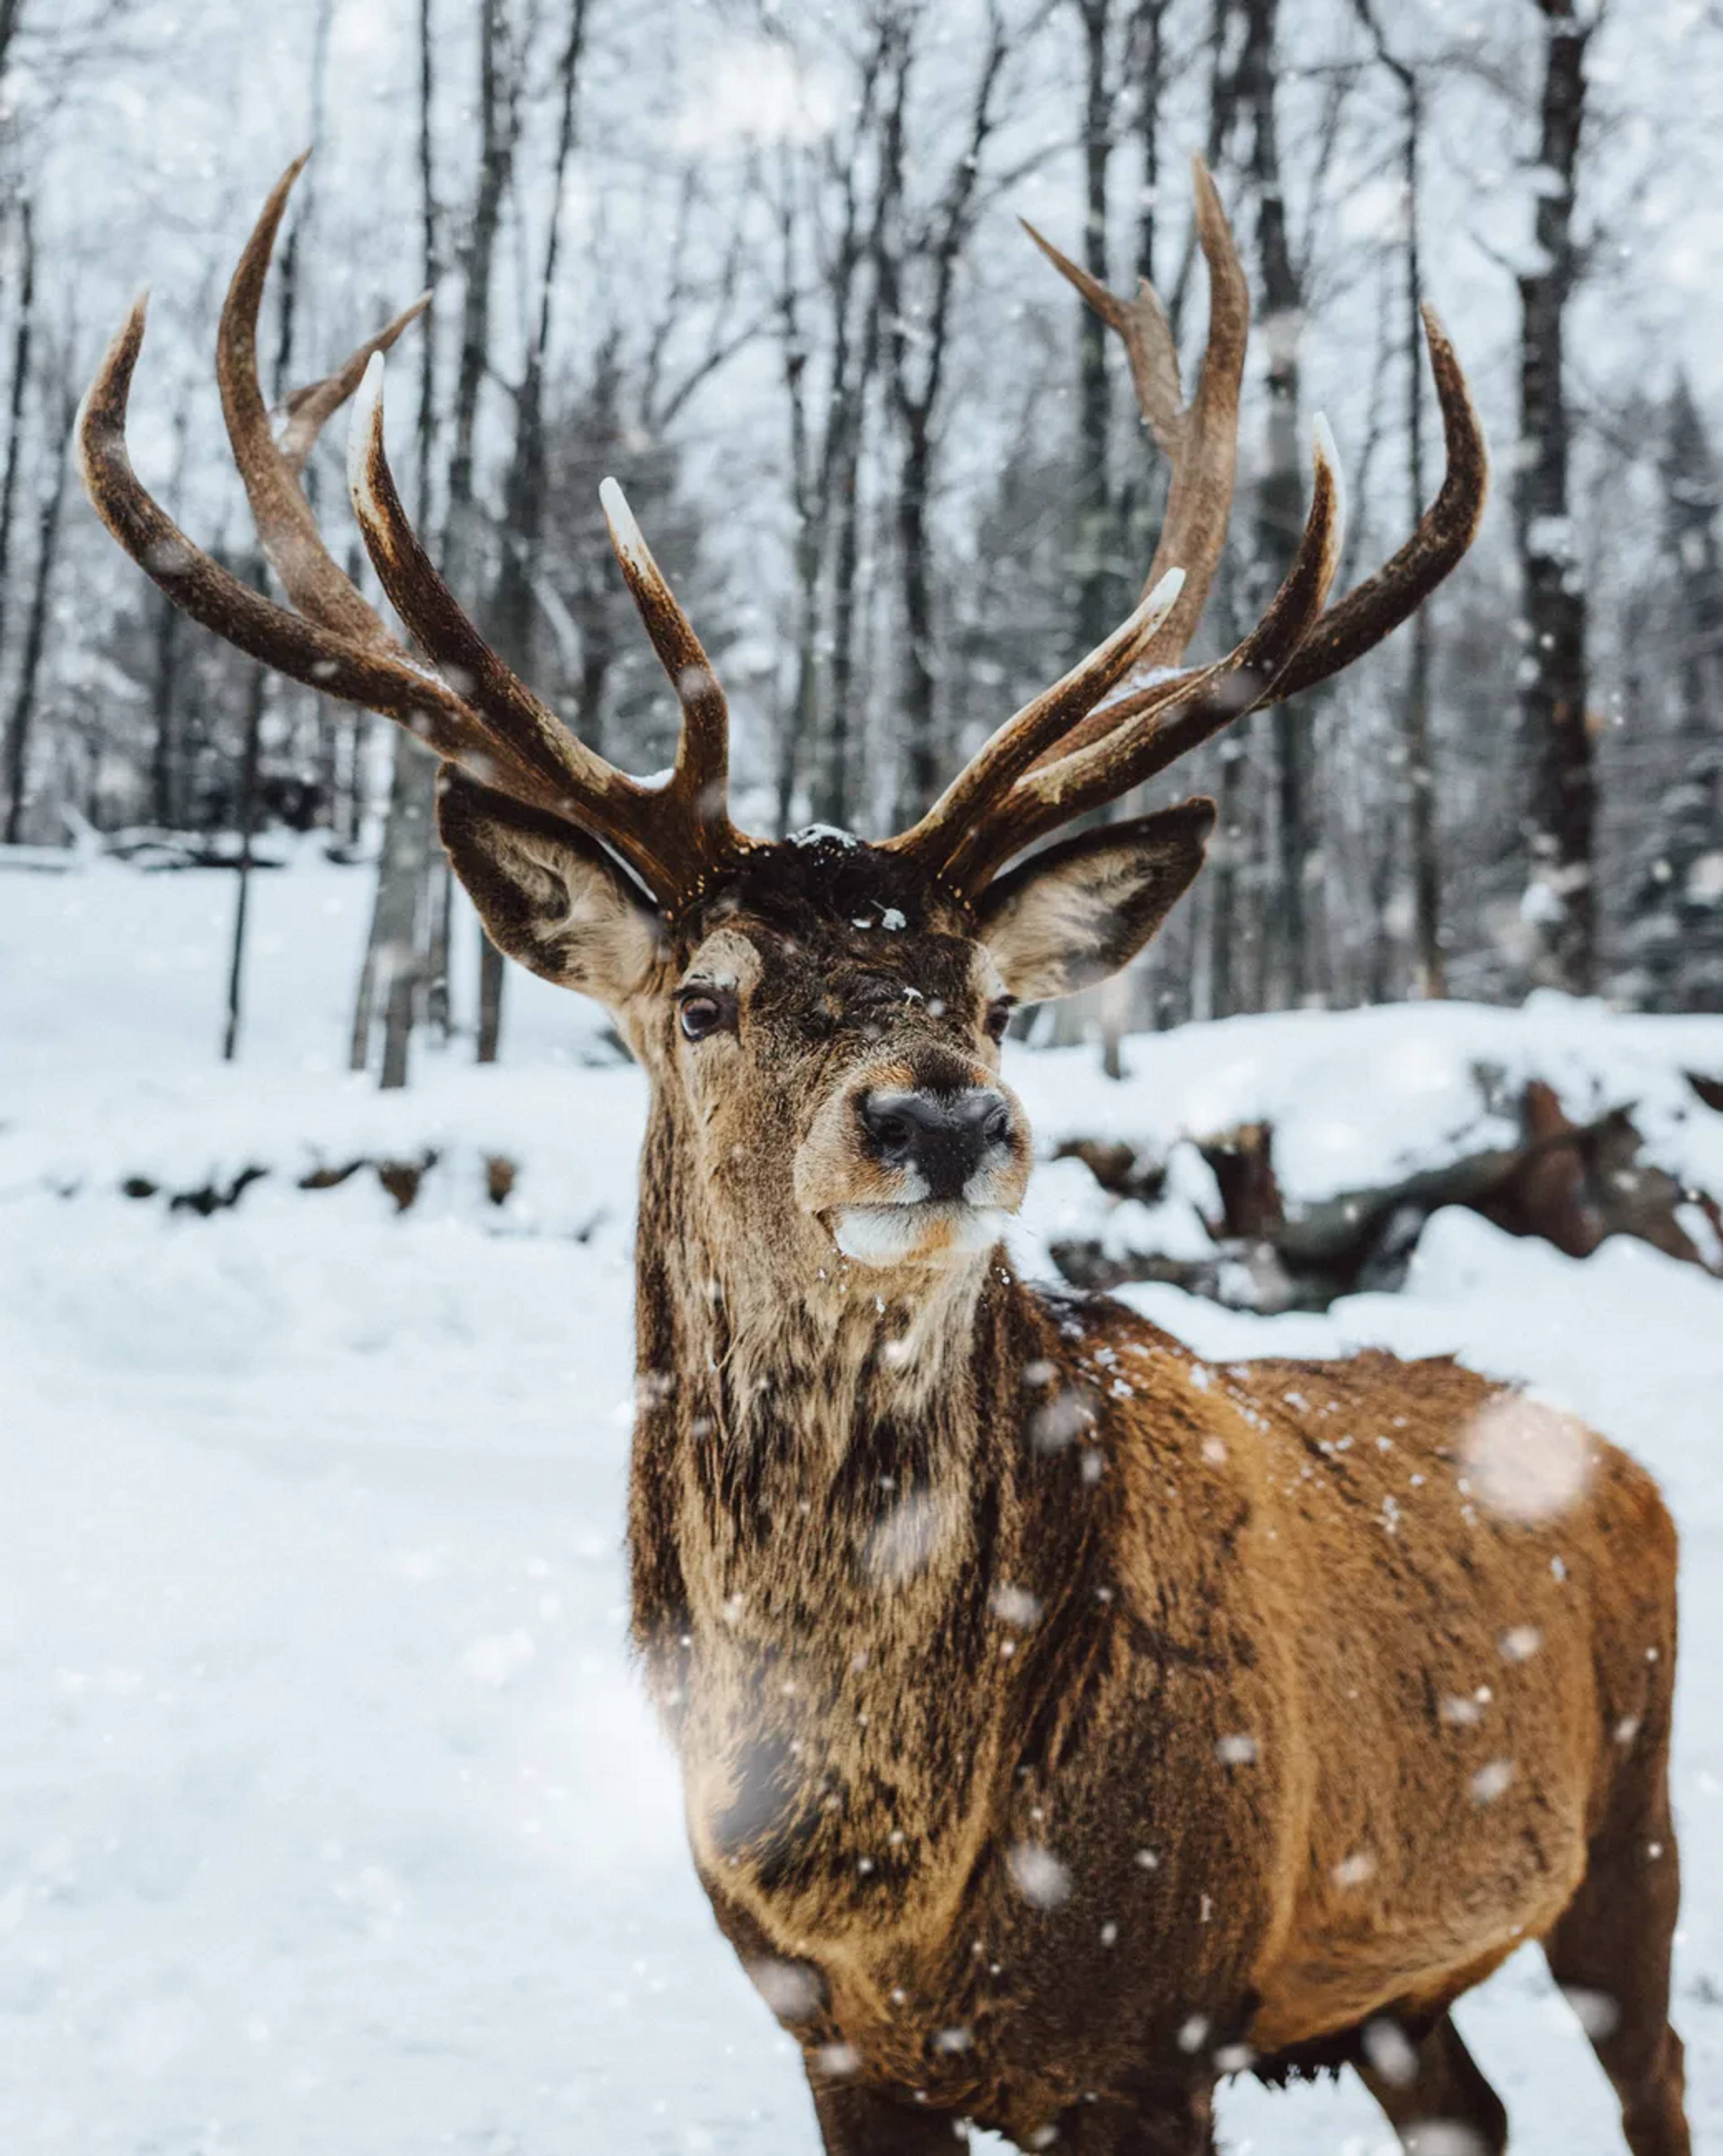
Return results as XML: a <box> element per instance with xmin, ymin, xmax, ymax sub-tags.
<box><xmin>888</xmin><ymin>157</ymin><xmax>1252</xmax><ymax>890</ymax></box>
<box><xmin>82</xmin><ymin>164</ymin><xmax>740</xmax><ymax>915</ymax></box>
<box><xmin>346</xmin><ymin>358</ymin><xmax>711</xmax><ymax>901</ymax></box>
<box><xmin>1000</xmin><ymin>310</ymin><xmax>1488</xmax><ymax>790</ymax></box>
<box><xmin>276</xmin><ymin>296</ymin><xmax>430</xmax><ymax>478</ymax></box>
<box><xmin>1022</xmin><ymin>153</ymin><xmax>1249</xmax><ymax>688</ymax></box>
<box><xmin>598</xmin><ymin>478</ymin><xmax>737</xmax><ymax>849</ymax></box>
<box><xmin>215</xmin><ymin>153</ymin><xmax>418</xmax><ymax>649</ymax></box>
<box><xmin>78</xmin><ymin>295</ymin><xmax>556</xmax><ymax>804</ymax></box>
<box><xmin>885</xmin><ymin>567</ymin><xmax>1186</xmax><ymax>877</ymax></box>
<box><xmin>1268</xmin><ymin>306</ymin><xmax>1487</xmax><ymax>700</ymax></box>
<box><xmin>346</xmin><ymin>360</ymin><xmax>614</xmax><ymax>800</ymax></box>
<box><xmin>945</xmin><ymin>418</ymin><xmax>1346</xmax><ymax>896</ymax></box>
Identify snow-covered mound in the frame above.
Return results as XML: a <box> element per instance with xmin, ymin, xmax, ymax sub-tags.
<box><xmin>1014</xmin><ymin>996</ymin><xmax>1723</xmax><ymax>1206</ymax></box>
<box><xmin>1008</xmin><ymin>1001</ymin><xmax>1723</xmax><ymax>1306</ymax></box>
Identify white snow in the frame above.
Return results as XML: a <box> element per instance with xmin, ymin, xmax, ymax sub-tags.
<box><xmin>1008</xmin><ymin>993</ymin><xmax>1723</xmax><ymax>1229</ymax></box>
<box><xmin>1</xmin><ymin>853</ymin><xmax>1720</xmax><ymax>2154</ymax></box>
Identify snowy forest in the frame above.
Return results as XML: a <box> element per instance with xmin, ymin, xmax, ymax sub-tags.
<box><xmin>1</xmin><ymin>0</ymin><xmax>1720</xmax><ymax>1068</ymax></box>
<box><xmin>5</xmin><ymin>4</ymin><xmax>1723</xmax><ymax>2153</ymax></box>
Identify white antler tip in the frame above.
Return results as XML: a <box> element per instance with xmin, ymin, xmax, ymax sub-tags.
<box><xmin>599</xmin><ymin>475</ymin><xmax>651</xmax><ymax>573</ymax></box>
<box><xmin>1312</xmin><ymin>411</ymin><xmax>1348</xmax><ymax>543</ymax></box>
<box><xmin>1143</xmin><ymin>565</ymin><xmax>1185</xmax><ymax>617</ymax></box>
<box><xmin>346</xmin><ymin>352</ymin><xmax>387</xmax><ymax>497</ymax></box>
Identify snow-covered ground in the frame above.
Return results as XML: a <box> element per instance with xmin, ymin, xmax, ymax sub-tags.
<box><xmin>2</xmin><ymin>851</ymin><xmax>1721</xmax><ymax>2155</ymax></box>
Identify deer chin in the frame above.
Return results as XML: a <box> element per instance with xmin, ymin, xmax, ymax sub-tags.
<box><xmin>830</xmin><ymin>1201</ymin><xmax>1012</xmax><ymax>1269</ymax></box>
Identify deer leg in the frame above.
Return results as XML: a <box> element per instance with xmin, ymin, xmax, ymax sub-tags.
<box><xmin>809</xmin><ymin>2082</ymin><xmax>966</xmax><ymax>2154</ymax></box>
<box><xmin>1542</xmin><ymin>1735</ymin><xmax>1691</xmax><ymax>2156</ymax></box>
<box><xmin>1355</xmin><ymin>2012</ymin><xmax>1508</xmax><ymax>2155</ymax></box>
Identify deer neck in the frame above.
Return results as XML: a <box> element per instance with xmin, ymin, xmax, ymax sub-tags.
<box><xmin>628</xmin><ymin>1106</ymin><xmax>1047</xmax><ymax>1948</ymax></box>
<box><xmin>628</xmin><ymin>1087</ymin><xmax>1034</xmax><ymax>1718</ymax></box>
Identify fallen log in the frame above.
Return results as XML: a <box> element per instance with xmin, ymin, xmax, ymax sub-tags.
<box><xmin>1049</xmin><ymin>1080</ymin><xmax>1723</xmax><ymax>1310</ymax></box>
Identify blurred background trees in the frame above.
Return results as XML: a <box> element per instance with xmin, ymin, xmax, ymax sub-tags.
<box><xmin>0</xmin><ymin>0</ymin><xmax>1719</xmax><ymax>1080</ymax></box>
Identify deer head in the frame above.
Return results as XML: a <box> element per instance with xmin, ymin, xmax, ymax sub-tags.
<box><xmin>79</xmin><ymin>156</ymin><xmax>1486</xmax><ymax>1285</ymax></box>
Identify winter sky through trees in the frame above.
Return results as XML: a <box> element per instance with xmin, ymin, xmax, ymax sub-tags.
<box><xmin>2</xmin><ymin>0</ymin><xmax>1721</xmax><ymax>1034</ymax></box>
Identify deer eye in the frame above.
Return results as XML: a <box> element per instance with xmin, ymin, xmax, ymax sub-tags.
<box><xmin>678</xmin><ymin>989</ymin><xmax>733</xmax><ymax>1042</ymax></box>
<box><xmin>985</xmin><ymin>998</ymin><xmax>1015</xmax><ymax>1044</ymax></box>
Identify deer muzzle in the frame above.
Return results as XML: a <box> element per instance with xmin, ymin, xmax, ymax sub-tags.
<box><xmin>793</xmin><ymin>1062</ymin><xmax>1031</xmax><ymax>1269</ymax></box>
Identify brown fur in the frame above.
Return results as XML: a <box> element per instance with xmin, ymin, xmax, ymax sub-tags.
<box><xmin>439</xmin><ymin>800</ymin><xmax>1688</xmax><ymax>2156</ymax></box>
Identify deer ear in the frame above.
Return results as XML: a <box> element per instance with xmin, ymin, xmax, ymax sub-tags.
<box><xmin>437</xmin><ymin>773</ymin><xmax>664</xmax><ymax>1006</ymax></box>
<box><xmin>973</xmin><ymin>798</ymin><xmax>1215</xmax><ymax>1004</ymax></box>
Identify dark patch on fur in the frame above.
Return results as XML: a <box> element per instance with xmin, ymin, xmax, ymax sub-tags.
<box><xmin>713</xmin><ymin>1727</ymin><xmax>829</xmax><ymax>1892</ymax></box>
<box><xmin>683</xmin><ymin>835</ymin><xmax>961</xmax><ymax>947</ymax></box>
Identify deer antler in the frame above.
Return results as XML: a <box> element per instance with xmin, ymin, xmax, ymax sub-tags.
<box><xmin>83</xmin><ymin>158</ymin><xmax>1484</xmax><ymax>936</ymax></box>
<box><xmin>887</xmin><ymin>153</ymin><xmax>1251</xmax><ymax>884</ymax></box>
<box><xmin>932</xmin><ymin>419</ymin><xmax>1347</xmax><ymax>894</ymax></box>
<box><xmin>1024</xmin><ymin>154</ymin><xmax>1249</xmax><ymax>676</ymax></box>
<box><xmin>886</xmin><ymin>161</ymin><xmax>1487</xmax><ymax>901</ymax></box>
<box><xmin>79</xmin><ymin>157</ymin><xmax>748</xmax><ymax>913</ymax></box>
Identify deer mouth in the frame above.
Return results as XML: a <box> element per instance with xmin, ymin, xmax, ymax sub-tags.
<box><xmin>830</xmin><ymin>1199</ymin><xmax>1014</xmax><ymax>1268</ymax></box>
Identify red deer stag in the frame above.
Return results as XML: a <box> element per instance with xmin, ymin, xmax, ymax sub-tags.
<box><xmin>79</xmin><ymin>157</ymin><xmax>1687</xmax><ymax>2156</ymax></box>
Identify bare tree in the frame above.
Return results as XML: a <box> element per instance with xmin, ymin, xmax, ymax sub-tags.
<box><xmin>0</xmin><ymin>193</ymin><xmax>35</xmax><ymax>825</ymax></box>
<box><xmin>1351</xmin><ymin>0</ymin><xmax>1445</xmax><ymax>997</ymax></box>
<box><xmin>880</xmin><ymin>0</ymin><xmax>1012</xmax><ymax>824</ymax></box>
<box><xmin>356</xmin><ymin>0</ymin><xmax>528</xmax><ymax>1086</ymax></box>
<box><xmin>351</xmin><ymin>0</ymin><xmax>444</xmax><ymax>1076</ymax></box>
<box><xmin>1237</xmin><ymin>0</ymin><xmax>1318</xmax><ymax>1007</ymax></box>
<box><xmin>480</xmin><ymin>0</ymin><xmax>593</xmax><ymax>1060</ymax></box>
<box><xmin>1622</xmin><ymin>377</ymin><xmax>1723</xmax><ymax>1010</ymax></box>
<box><xmin>1</xmin><ymin>369</ymin><xmax>73</xmax><ymax>844</ymax></box>
<box><xmin>1174</xmin><ymin>0</ymin><xmax>1259</xmax><ymax>1021</ymax></box>
<box><xmin>1071</xmin><ymin>0</ymin><xmax>1119</xmax><ymax>656</ymax></box>
<box><xmin>1515</xmin><ymin>0</ymin><xmax>1598</xmax><ymax>993</ymax></box>
<box><xmin>766</xmin><ymin>12</ymin><xmax>893</xmax><ymax>831</ymax></box>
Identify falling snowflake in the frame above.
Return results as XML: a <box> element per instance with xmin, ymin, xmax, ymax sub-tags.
<box><xmin>1007</xmin><ymin>1842</ymin><xmax>1072</xmax><ymax>1909</ymax></box>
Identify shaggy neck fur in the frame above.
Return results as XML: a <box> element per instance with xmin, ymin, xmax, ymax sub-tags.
<box><xmin>625</xmin><ymin>1080</ymin><xmax>1052</xmax><ymax>1959</ymax></box>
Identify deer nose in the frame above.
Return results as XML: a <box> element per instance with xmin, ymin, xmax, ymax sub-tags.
<box><xmin>859</xmin><ymin>1087</ymin><xmax>1013</xmax><ymax>1201</ymax></box>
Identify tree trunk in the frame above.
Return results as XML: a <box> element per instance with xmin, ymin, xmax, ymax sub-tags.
<box><xmin>0</xmin><ymin>192</ymin><xmax>34</xmax><ymax>817</ymax></box>
<box><xmin>415</xmin><ymin>0</ymin><xmax>452</xmax><ymax>1047</ymax></box>
<box><xmin>882</xmin><ymin>4</ymin><xmax>1008</xmax><ymax>826</ymax></box>
<box><xmin>1131</xmin><ymin>0</ymin><xmax>1170</xmax><ymax>283</ymax></box>
<box><xmin>426</xmin><ymin>858</ymin><xmax>453</xmax><ymax>1038</ymax></box>
<box><xmin>222</xmin><ymin>659</ymin><xmax>266</xmax><ymax>1061</ymax></box>
<box><xmin>353</xmin><ymin>728</ymin><xmax>439</xmax><ymax>1087</ymax></box>
<box><xmin>415</xmin><ymin>0</ymin><xmax>439</xmax><ymax>527</ymax></box>
<box><xmin>358</xmin><ymin>0</ymin><xmax>520</xmax><ymax>1084</ymax></box>
<box><xmin>895</xmin><ymin>413</ymin><xmax>939</xmax><ymax>820</ymax></box>
<box><xmin>1</xmin><ymin>381</ymin><xmax>71</xmax><ymax>844</ymax></box>
<box><xmin>1351</xmin><ymin>0</ymin><xmax>1445</xmax><ymax>998</ymax></box>
<box><xmin>477</xmin><ymin>935</ymin><xmax>505</xmax><ymax>1064</ymax></box>
<box><xmin>822</xmin><ymin>33</ymin><xmax>899</xmax><ymax>830</ymax></box>
<box><xmin>1515</xmin><ymin>0</ymin><xmax>1595</xmax><ymax>994</ymax></box>
<box><xmin>1073</xmin><ymin>0</ymin><xmax>1116</xmax><ymax>657</ymax></box>
<box><xmin>147</xmin><ymin>390</ymin><xmax>193</xmax><ymax>826</ymax></box>
<box><xmin>1209</xmin><ymin>738</ymin><xmax>1246</xmax><ymax>1015</ymax></box>
<box><xmin>475</xmin><ymin>0</ymin><xmax>589</xmax><ymax>1065</ymax></box>
<box><xmin>1238</xmin><ymin>0</ymin><xmax>1320</xmax><ymax>1009</ymax></box>
<box><xmin>443</xmin><ymin>0</ymin><xmax>520</xmax><ymax>598</ymax></box>
<box><xmin>1399</xmin><ymin>86</ymin><xmax>1443</xmax><ymax>999</ymax></box>
<box><xmin>774</xmin><ymin>158</ymin><xmax>820</xmax><ymax>833</ymax></box>
<box><xmin>0</xmin><ymin>0</ymin><xmax>26</xmax><ymax>83</ymax></box>
<box><xmin>487</xmin><ymin>0</ymin><xmax>587</xmax><ymax>677</ymax></box>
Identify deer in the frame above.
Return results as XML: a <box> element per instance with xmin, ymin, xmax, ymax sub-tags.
<box><xmin>79</xmin><ymin>154</ymin><xmax>1688</xmax><ymax>2156</ymax></box>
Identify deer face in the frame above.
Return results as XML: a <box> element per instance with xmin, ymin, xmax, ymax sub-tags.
<box><xmin>441</xmin><ymin>787</ymin><xmax>1216</xmax><ymax>1275</ymax></box>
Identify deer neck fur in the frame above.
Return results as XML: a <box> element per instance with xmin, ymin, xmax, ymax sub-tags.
<box><xmin>626</xmin><ymin>1084</ymin><xmax>1049</xmax><ymax>1956</ymax></box>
